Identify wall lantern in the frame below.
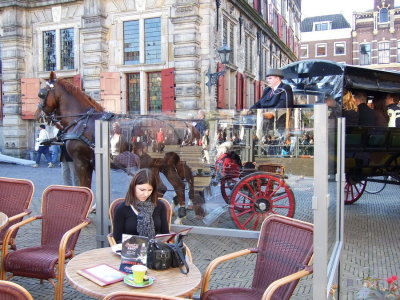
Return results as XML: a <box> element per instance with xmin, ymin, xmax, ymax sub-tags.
<box><xmin>205</xmin><ymin>45</ymin><xmax>232</xmax><ymax>93</ymax></box>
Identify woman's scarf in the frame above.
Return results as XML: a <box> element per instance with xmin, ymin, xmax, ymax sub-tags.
<box><xmin>135</xmin><ymin>200</ymin><xmax>156</xmax><ymax>239</ymax></box>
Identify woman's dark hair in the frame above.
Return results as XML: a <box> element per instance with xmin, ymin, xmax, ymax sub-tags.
<box><xmin>125</xmin><ymin>168</ymin><xmax>158</xmax><ymax>206</ymax></box>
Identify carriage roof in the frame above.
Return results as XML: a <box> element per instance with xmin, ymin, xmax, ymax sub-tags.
<box><xmin>281</xmin><ymin>59</ymin><xmax>400</xmax><ymax>103</ymax></box>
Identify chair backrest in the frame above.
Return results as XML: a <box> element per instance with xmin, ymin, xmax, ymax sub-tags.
<box><xmin>40</xmin><ymin>185</ymin><xmax>93</xmax><ymax>252</ymax></box>
<box><xmin>0</xmin><ymin>280</ymin><xmax>34</xmax><ymax>300</ymax></box>
<box><xmin>103</xmin><ymin>291</ymin><xmax>184</xmax><ymax>300</ymax></box>
<box><xmin>158</xmin><ymin>198</ymin><xmax>172</xmax><ymax>230</ymax></box>
<box><xmin>252</xmin><ymin>214</ymin><xmax>313</xmax><ymax>300</ymax></box>
<box><xmin>109</xmin><ymin>198</ymin><xmax>125</xmax><ymax>237</ymax></box>
<box><xmin>0</xmin><ymin>177</ymin><xmax>34</xmax><ymax>242</ymax></box>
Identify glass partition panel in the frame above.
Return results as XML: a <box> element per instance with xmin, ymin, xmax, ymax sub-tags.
<box><xmin>106</xmin><ymin>109</ymin><xmax>315</xmax><ymax>233</ymax></box>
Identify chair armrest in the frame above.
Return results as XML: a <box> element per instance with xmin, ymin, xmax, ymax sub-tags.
<box><xmin>7</xmin><ymin>209</ymin><xmax>32</xmax><ymax>222</ymax></box>
<box><xmin>2</xmin><ymin>216</ymin><xmax>41</xmax><ymax>256</ymax></box>
<box><xmin>201</xmin><ymin>248</ymin><xmax>256</xmax><ymax>294</ymax></box>
<box><xmin>58</xmin><ymin>218</ymin><xmax>91</xmax><ymax>264</ymax></box>
<box><xmin>107</xmin><ymin>233</ymin><xmax>117</xmax><ymax>247</ymax></box>
<box><xmin>262</xmin><ymin>266</ymin><xmax>313</xmax><ymax>300</ymax></box>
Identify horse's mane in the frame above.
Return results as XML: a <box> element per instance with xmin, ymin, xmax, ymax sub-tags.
<box><xmin>57</xmin><ymin>78</ymin><xmax>104</xmax><ymax>112</ymax></box>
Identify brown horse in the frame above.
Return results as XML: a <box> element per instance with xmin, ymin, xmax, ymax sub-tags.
<box><xmin>36</xmin><ymin>71</ymin><xmax>105</xmax><ymax>188</ymax></box>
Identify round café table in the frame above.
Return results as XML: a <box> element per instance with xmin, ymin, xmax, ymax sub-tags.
<box><xmin>65</xmin><ymin>247</ymin><xmax>202</xmax><ymax>299</ymax></box>
<box><xmin>0</xmin><ymin>212</ymin><xmax>9</xmax><ymax>230</ymax></box>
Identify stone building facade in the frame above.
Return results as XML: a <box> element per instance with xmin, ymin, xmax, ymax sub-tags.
<box><xmin>0</xmin><ymin>0</ymin><xmax>300</xmax><ymax>157</ymax></box>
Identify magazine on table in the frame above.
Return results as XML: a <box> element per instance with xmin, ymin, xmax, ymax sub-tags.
<box><xmin>154</xmin><ymin>227</ymin><xmax>193</xmax><ymax>243</ymax></box>
<box><xmin>77</xmin><ymin>264</ymin><xmax>126</xmax><ymax>286</ymax></box>
<box><xmin>119</xmin><ymin>234</ymin><xmax>149</xmax><ymax>274</ymax></box>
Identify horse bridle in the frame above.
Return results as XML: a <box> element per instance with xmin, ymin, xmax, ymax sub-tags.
<box><xmin>38</xmin><ymin>80</ymin><xmax>59</xmax><ymax>124</ymax></box>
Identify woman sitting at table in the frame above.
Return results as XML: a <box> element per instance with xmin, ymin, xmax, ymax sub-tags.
<box><xmin>113</xmin><ymin>168</ymin><xmax>170</xmax><ymax>243</ymax></box>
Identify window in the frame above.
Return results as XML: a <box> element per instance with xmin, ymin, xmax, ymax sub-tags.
<box><xmin>379</xmin><ymin>8</ymin><xmax>389</xmax><ymax>23</ymax></box>
<box><xmin>313</xmin><ymin>21</ymin><xmax>330</xmax><ymax>31</ymax></box>
<box><xmin>315</xmin><ymin>43</ymin><xmax>327</xmax><ymax>57</ymax></box>
<box><xmin>43</xmin><ymin>28</ymin><xmax>75</xmax><ymax>72</ymax></box>
<box><xmin>147</xmin><ymin>72</ymin><xmax>162</xmax><ymax>112</ymax></box>
<box><xmin>397</xmin><ymin>41</ymin><xmax>400</xmax><ymax>62</ymax></box>
<box><xmin>244</xmin><ymin>34</ymin><xmax>254</xmax><ymax>73</ymax></box>
<box><xmin>123</xmin><ymin>17</ymin><xmax>161</xmax><ymax>65</ymax></box>
<box><xmin>334</xmin><ymin>42</ymin><xmax>345</xmax><ymax>55</ymax></box>
<box><xmin>127</xmin><ymin>73</ymin><xmax>140</xmax><ymax>114</ymax></box>
<box><xmin>378</xmin><ymin>41</ymin><xmax>390</xmax><ymax>64</ymax></box>
<box><xmin>300</xmin><ymin>45</ymin><xmax>308</xmax><ymax>58</ymax></box>
<box><xmin>60</xmin><ymin>28</ymin><xmax>74</xmax><ymax>70</ymax></box>
<box><xmin>124</xmin><ymin>21</ymin><xmax>139</xmax><ymax>65</ymax></box>
<box><xmin>223</xmin><ymin>17</ymin><xmax>235</xmax><ymax>64</ymax></box>
<box><xmin>43</xmin><ymin>31</ymin><xmax>56</xmax><ymax>71</ymax></box>
<box><xmin>360</xmin><ymin>43</ymin><xmax>371</xmax><ymax>65</ymax></box>
<box><xmin>144</xmin><ymin>18</ymin><xmax>161</xmax><ymax>64</ymax></box>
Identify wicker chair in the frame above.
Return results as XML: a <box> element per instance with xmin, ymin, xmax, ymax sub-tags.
<box><xmin>0</xmin><ymin>185</ymin><xmax>94</xmax><ymax>300</ymax></box>
<box><xmin>0</xmin><ymin>177</ymin><xmax>34</xmax><ymax>250</ymax></box>
<box><xmin>103</xmin><ymin>291</ymin><xmax>185</xmax><ymax>300</ymax></box>
<box><xmin>200</xmin><ymin>214</ymin><xmax>314</xmax><ymax>300</ymax></box>
<box><xmin>107</xmin><ymin>197</ymin><xmax>192</xmax><ymax>261</ymax></box>
<box><xmin>0</xmin><ymin>280</ymin><xmax>34</xmax><ymax>300</ymax></box>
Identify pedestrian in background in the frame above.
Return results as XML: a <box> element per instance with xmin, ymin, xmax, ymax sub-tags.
<box><xmin>60</xmin><ymin>143</ymin><xmax>79</xmax><ymax>186</ymax></box>
<box><xmin>386</xmin><ymin>93</ymin><xmax>400</xmax><ymax>128</ymax></box>
<box><xmin>50</xmin><ymin>127</ymin><xmax>60</xmax><ymax>166</ymax></box>
<box><xmin>33</xmin><ymin>124</ymin><xmax>53</xmax><ymax>168</ymax></box>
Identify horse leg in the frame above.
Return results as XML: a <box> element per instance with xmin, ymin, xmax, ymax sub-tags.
<box><xmin>166</xmin><ymin>168</ymin><xmax>186</xmax><ymax>224</ymax></box>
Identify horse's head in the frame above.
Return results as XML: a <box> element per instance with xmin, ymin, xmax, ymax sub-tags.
<box><xmin>36</xmin><ymin>71</ymin><xmax>58</xmax><ymax>122</ymax></box>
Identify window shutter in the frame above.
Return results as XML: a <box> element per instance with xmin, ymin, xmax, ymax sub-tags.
<box><xmin>217</xmin><ymin>63</ymin><xmax>226</xmax><ymax>109</ymax></box>
<box><xmin>254</xmin><ymin>80</ymin><xmax>260</xmax><ymax>106</ymax></box>
<box><xmin>161</xmin><ymin>68</ymin><xmax>175</xmax><ymax>112</ymax></box>
<box><xmin>236</xmin><ymin>72</ymin><xmax>244</xmax><ymax>111</ymax></box>
<box><xmin>260</xmin><ymin>81</ymin><xmax>265</xmax><ymax>98</ymax></box>
<box><xmin>278</xmin><ymin>15</ymin><xmax>283</xmax><ymax>39</ymax></box>
<box><xmin>100</xmin><ymin>72</ymin><xmax>121</xmax><ymax>113</ymax></box>
<box><xmin>21</xmin><ymin>78</ymin><xmax>40</xmax><ymax>120</ymax></box>
<box><xmin>242</xmin><ymin>74</ymin><xmax>247</xmax><ymax>110</ymax></box>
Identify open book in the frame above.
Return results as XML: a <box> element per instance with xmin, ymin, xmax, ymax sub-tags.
<box><xmin>154</xmin><ymin>227</ymin><xmax>192</xmax><ymax>243</ymax></box>
<box><xmin>77</xmin><ymin>264</ymin><xmax>126</xmax><ymax>286</ymax></box>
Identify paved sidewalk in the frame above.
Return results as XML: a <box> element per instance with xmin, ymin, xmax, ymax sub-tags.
<box><xmin>0</xmin><ymin>161</ymin><xmax>399</xmax><ymax>299</ymax></box>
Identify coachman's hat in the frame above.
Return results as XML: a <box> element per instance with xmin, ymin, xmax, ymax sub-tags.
<box><xmin>266</xmin><ymin>68</ymin><xmax>284</xmax><ymax>78</ymax></box>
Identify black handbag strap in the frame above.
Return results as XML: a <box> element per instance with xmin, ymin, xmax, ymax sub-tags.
<box><xmin>168</xmin><ymin>243</ymin><xmax>189</xmax><ymax>275</ymax></box>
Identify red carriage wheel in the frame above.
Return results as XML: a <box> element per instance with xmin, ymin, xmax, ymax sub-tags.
<box><xmin>220</xmin><ymin>176</ymin><xmax>240</xmax><ymax>204</ymax></box>
<box><xmin>344</xmin><ymin>179</ymin><xmax>366</xmax><ymax>204</ymax></box>
<box><xmin>229</xmin><ymin>172</ymin><xmax>295</xmax><ymax>230</ymax></box>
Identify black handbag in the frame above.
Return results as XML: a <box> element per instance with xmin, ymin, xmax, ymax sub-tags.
<box><xmin>147</xmin><ymin>234</ymin><xmax>189</xmax><ymax>274</ymax></box>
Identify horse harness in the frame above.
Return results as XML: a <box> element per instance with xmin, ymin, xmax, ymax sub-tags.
<box><xmin>38</xmin><ymin>79</ymin><xmax>114</xmax><ymax>149</ymax></box>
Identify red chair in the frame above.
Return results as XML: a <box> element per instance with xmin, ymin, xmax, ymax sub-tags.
<box><xmin>200</xmin><ymin>214</ymin><xmax>313</xmax><ymax>300</ymax></box>
<box><xmin>0</xmin><ymin>280</ymin><xmax>34</xmax><ymax>300</ymax></box>
<box><xmin>103</xmin><ymin>291</ymin><xmax>185</xmax><ymax>300</ymax></box>
<box><xmin>0</xmin><ymin>185</ymin><xmax>94</xmax><ymax>300</ymax></box>
<box><xmin>0</xmin><ymin>177</ymin><xmax>34</xmax><ymax>250</ymax></box>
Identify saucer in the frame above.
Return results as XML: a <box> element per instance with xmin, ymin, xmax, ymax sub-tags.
<box><xmin>123</xmin><ymin>275</ymin><xmax>154</xmax><ymax>288</ymax></box>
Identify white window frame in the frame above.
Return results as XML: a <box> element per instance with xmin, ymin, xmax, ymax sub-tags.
<box><xmin>313</xmin><ymin>21</ymin><xmax>331</xmax><ymax>31</ymax></box>
<box><xmin>334</xmin><ymin>42</ymin><xmax>346</xmax><ymax>56</ymax></box>
<box><xmin>300</xmin><ymin>44</ymin><xmax>309</xmax><ymax>58</ymax></box>
<box><xmin>35</xmin><ymin>23</ymin><xmax>79</xmax><ymax>73</ymax></box>
<box><xmin>315</xmin><ymin>43</ymin><xmax>327</xmax><ymax>57</ymax></box>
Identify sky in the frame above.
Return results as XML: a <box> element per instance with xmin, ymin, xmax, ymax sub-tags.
<box><xmin>301</xmin><ymin>0</ymin><xmax>375</xmax><ymax>22</ymax></box>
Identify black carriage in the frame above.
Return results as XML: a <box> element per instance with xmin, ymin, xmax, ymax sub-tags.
<box><xmin>282</xmin><ymin>59</ymin><xmax>400</xmax><ymax>204</ymax></box>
